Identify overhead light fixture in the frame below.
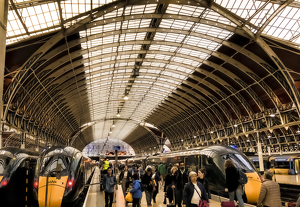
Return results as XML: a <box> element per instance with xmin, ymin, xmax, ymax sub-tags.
<box><xmin>297</xmin><ymin>129</ymin><xmax>300</xmax><ymax>134</ymax></box>
<box><xmin>268</xmin><ymin>135</ymin><xmax>271</xmax><ymax>138</ymax></box>
<box><xmin>123</xmin><ymin>95</ymin><xmax>128</xmax><ymax>100</ymax></box>
<box><xmin>270</xmin><ymin>114</ymin><xmax>276</xmax><ymax>117</ymax></box>
<box><xmin>112</xmin><ymin>121</ymin><xmax>115</xmax><ymax>127</ymax></box>
<box><xmin>181</xmin><ymin>139</ymin><xmax>183</xmax><ymax>142</ymax></box>
<box><xmin>247</xmin><ymin>140</ymin><xmax>250</xmax><ymax>142</ymax></box>
<box><xmin>116</xmin><ymin>109</ymin><xmax>120</xmax><ymax>117</ymax></box>
<box><xmin>234</xmin><ymin>124</ymin><xmax>238</xmax><ymax>127</ymax></box>
<box><xmin>210</xmin><ymin>131</ymin><xmax>214</xmax><ymax>134</ymax></box>
<box><xmin>194</xmin><ymin>136</ymin><xmax>197</xmax><ymax>138</ymax></box>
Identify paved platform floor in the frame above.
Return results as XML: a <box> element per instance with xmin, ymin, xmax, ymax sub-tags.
<box><xmin>84</xmin><ymin>167</ymin><xmax>254</xmax><ymax>207</ymax></box>
<box><xmin>275</xmin><ymin>174</ymin><xmax>300</xmax><ymax>185</ymax></box>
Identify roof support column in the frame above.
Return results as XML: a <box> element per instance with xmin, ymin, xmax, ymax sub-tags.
<box><xmin>0</xmin><ymin>0</ymin><xmax>8</xmax><ymax>149</ymax></box>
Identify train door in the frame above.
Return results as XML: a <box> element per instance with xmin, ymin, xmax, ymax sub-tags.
<box><xmin>294</xmin><ymin>159</ymin><xmax>300</xmax><ymax>174</ymax></box>
<box><xmin>186</xmin><ymin>155</ymin><xmax>197</xmax><ymax>172</ymax></box>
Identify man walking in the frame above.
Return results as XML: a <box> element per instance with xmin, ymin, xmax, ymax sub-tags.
<box><xmin>158</xmin><ymin>162</ymin><xmax>167</xmax><ymax>188</ymax></box>
<box><xmin>103</xmin><ymin>167</ymin><xmax>117</xmax><ymax>207</ymax></box>
<box><xmin>176</xmin><ymin>162</ymin><xmax>189</xmax><ymax>207</ymax></box>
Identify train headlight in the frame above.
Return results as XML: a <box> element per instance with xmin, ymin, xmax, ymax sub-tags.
<box><xmin>0</xmin><ymin>178</ymin><xmax>9</xmax><ymax>187</ymax></box>
<box><xmin>34</xmin><ymin>181</ymin><xmax>39</xmax><ymax>188</ymax></box>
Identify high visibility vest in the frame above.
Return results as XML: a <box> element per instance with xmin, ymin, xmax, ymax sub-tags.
<box><xmin>103</xmin><ymin>160</ymin><xmax>109</xmax><ymax>170</ymax></box>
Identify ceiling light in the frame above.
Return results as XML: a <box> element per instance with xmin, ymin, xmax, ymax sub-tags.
<box><xmin>210</xmin><ymin>131</ymin><xmax>214</xmax><ymax>134</ymax></box>
<box><xmin>194</xmin><ymin>136</ymin><xmax>197</xmax><ymax>138</ymax></box>
<box><xmin>112</xmin><ymin>124</ymin><xmax>115</xmax><ymax>127</ymax></box>
<box><xmin>268</xmin><ymin>135</ymin><xmax>271</xmax><ymax>138</ymax></box>
<box><xmin>297</xmin><ymin>130</ymin><xmax>300</xmax><ymax>134</ymax></box>
<box><xmin>109</xmin><ymin>131</ymin><xmax>112</xmax><ymax>134</ymax></box>
<box><xmin>247</xmin><ymin>140</ymin><xmax>250</xmax><ymax>142</ymax></box>
<box><xmin>234</xmin><ymin>124</ymin><xmax>238</xmax><ymax>127</ymax></box>
<box><xmin>181</xmin><ymin>139</ymin><xmax>183</xmax><ymax>142</ymax></box>
<box><xmin>123</xmin><ymin>95</ymin><xmax>128</xmax><ymax>100</ymax></box>
<box><xmin>270</xmin><ymin>114</ymin><xmax>276</xmax><ymax>117</ymax></box>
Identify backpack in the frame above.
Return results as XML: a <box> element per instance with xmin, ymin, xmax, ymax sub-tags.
<box><xmin>139</xmin><ymin>182</ymin><xmax>145</xmax><ymax>192</ymax></box>
<box><xmin>238</xmin><ymin>168</ymin><xmax>248</xmax><ymax>185</ymax></box>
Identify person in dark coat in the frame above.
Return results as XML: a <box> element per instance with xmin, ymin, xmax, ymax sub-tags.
<box><xmin>182</xmin><ymin>171</ymin><xmax>209</xmax><ymax>207</ymax></box>
<box><xmin>224</xmin><ymin>159</ymin><xmax>244</xmax><ymax>207</ymax></box>
<box><xmin>176</xmin><ymin>161</ymin><xmax>189</xmax><ymax>207</ymax></box>
<box><xmin>197</xmin><ymin>168</ymin><xmax>211</xmax><ymax>199</ymax></box>
<box><xmin>164</xmin><ymin>166</ymin><xmax>178</xmax><ymax>204</ymax></box>
<box><xmin>142</xmin><ymin>167</ymin><xmax>155</xmax><ymax>206</ymax></box>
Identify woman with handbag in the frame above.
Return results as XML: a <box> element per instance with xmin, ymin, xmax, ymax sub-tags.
<box><xmin>182</xmin><ymin>171</ymin><xmax>209</xmax><ymax>207</ymax></box>
<box><xmin>164</xmin><ymin>166</ymin><xmax>177</xmax><ymax>204</ymax></box>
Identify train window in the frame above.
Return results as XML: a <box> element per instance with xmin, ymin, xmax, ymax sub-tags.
<box><xmin>40</xmin><ymin>156</ymin><xmax>71</xmax><ymax>176</ymax></box>
<box><xmin>227</xmin><ymin>154</ymin><xmax>255</xmax><ymax>173</ymax></box>
<box><xmin>0</xmin><ymin>156</ymin><xmax>11</xmax><ymax>175</ymax></box>
<box><xmin>275</xmin><ymin>161</ymin><xmax>290</xmax><ymax>168</ymax></box>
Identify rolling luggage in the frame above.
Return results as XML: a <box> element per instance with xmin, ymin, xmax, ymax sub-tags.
<box><xmin>167</xmin><ymin>188</ymin><xmax>176</xmax><ymax>207</ymax></box>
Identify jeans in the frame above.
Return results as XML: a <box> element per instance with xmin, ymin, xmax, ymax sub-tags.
<box><xmin>229</xmin><ymin>185</ymin><xmax>244</xmax><ymax>207</ymax></box>
<box><xmin>105</xmin><ymin>191</ymin><xmax>114</xmax><ymax>207</ymax></box>
<box><xmin>145</xmin><ymin>190</ymin><xmax>153</xmax><ymax>205</ymax></box>
<box><xmin>153</xmin><ymin>183</ymin><xmax>159</xmax><ymax>202</ymax></box>
<box><xmin>133</xmin><ymin>198</ymin><xmax>140</xmax><ymax>207</ymax></box>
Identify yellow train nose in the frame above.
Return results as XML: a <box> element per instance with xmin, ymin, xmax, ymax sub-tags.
<box><xmin>244</xmin><ymin>172</ymin><xmax>262</xmax><ymax>204</ymax></box>
<box><xmin>38</xmin><ymin>176</ymin><xmax>68</xmax><ymax>207</ymax></box>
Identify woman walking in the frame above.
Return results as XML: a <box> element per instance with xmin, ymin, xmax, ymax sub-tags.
<box><xmin>197</xmin><ymin>168</ymin><xmax>211</xmax><ymax>199</ymax></box>
<box><xmin>224</xmin><ymin>159</ymin><xmax>244</xmax><ymax>207</ymax></box>
<box><xmin>119</xmin><ymin>165</ymin><xmax>132</xmax><ymax>196</ymax></box>
<box><xmin>182</xmin><ymin>171</ymin><xmax>209</xmax><ymax>207</ymax></box>
<box><xmin>152</xmin><ymin>166</ymin><xmax>161</xmax><ymax>203</ymax></box>
<box><xmin>164</xmin><ymin>166</ymin><xmax>178</xmax><ymax>204</ymax></box>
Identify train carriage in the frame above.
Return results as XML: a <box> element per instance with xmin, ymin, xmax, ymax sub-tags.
<box><xmin>33</xmin><ymin>146</ymin><xmax>95</xmax><ymax>207</ymax></box>
<box><xmin>0</xmin><ymin>147</ymin><xmax>39</xmax><ymax>207</ymax></box>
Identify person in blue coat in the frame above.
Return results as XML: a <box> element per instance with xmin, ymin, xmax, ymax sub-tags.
<box><xmin>130</xmin><ymin>173</ymin><xmax>143</xmax><ymax>207</ymax></box>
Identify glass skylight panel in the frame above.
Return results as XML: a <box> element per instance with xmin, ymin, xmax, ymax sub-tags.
<box><xmin>154</xmin><ymin>32</ymin><xmax>186</xmax><ymax>43</ymax></box>
<box><xmin>160</xmin><ymin>19</ymin><xmax>194</xmax><ymax>31</ymax></box>
<box><xmin>203</xmin><ymin>10</ymin><xmax>235</xmax><ymax>26</ymax></box>
<box><xmin>264</xmin><ymin>6</ymin><xmax>300</xmax><ymax>40</ymax></box>
<box><xmin>124</xmin><ymin>4</ymin><xmax>157</xmax><ymax>15</ymax></box>
<box><xmin>122</xmin><ymin>19</ymin><xmax>152</xmax><ymax>29</ymax></box>
<box><xmin>192</xmin><ymin>23</ymin><xmax>233</xmax><ymax>39</ymax></box>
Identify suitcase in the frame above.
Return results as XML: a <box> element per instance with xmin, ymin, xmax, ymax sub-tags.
<box><xmin>167</xmin><ymin>188</ymin><xmax>176</xmax><ymax>207</ymax></box>
<box><xmin>221</xmin><ymin>201</ymin><xmax>236</xmax><ymax>207</ymax></box>
<box><xmin>288</xmin><ymin>202</ymin><xmax>296</xmax><ymax>207</ymax></box>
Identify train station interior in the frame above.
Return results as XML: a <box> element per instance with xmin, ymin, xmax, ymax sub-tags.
<box><xmin>2</xmin><ymin>0</ymin><xmax>300</xmax><ymax>207</ymax></box>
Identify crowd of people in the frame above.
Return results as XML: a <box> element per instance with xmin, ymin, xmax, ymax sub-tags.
<box><xmin>101</xmin><ymin>159</ymin><xmax>283</xmax><ymax>207</ymax></box>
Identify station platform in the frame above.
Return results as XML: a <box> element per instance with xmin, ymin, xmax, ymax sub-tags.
<box><xmin>275</xmin><ymin>174</ymin><xmax>300</xmax><ymax>185</ymax></box>
<box><xmin>84</xmin><ymin>167</ymin><xmax>255</xmax><ymax>207</ymax></box>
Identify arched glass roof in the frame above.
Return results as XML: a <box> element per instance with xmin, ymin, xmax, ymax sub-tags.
<box><xmin>4</xmin><ymin>0</ymin><xmax>300</xmax><ymax>154</ymax></box>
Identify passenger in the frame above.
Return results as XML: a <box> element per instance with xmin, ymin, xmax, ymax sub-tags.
<box><xmin>224</xmin><ymin>159</ymin><xmax>244</xmax><ymax>207</ymax></box>
<box><xmin>132</xmin><ymin>165</ymin><xmax>140</xmax><ymax>179</ymax></box>
<box><xmin>102</xmin><ymin>167</ymin><xmax>117</xmax><ymax>207</ymax></box>
<box><xmin>164</xmin><ymin>166</ymin><xmax>177</xmax><ymax>204</ymax></box>
<box><xmin>103</xmin><ymin>158</ymin><xmax>110</xmax><ymax>174</ymax></box>
<box><xmin>182</xmin><ymin>171</ymin><xmax>209</xmax><ymax>207</ymax></box>
<box><xmin>152</xmin><ymin>166</ymin><xmax>161</xmax><ymax>203</ymax></box>
<box><xmin>176</xmin><ymin>161</ymin><xmax>189</xmax><ymax>207</ymax></box>
<box><xmin>167</xmin><ymin>163</ymin><xmax>173</xmax><ymax>174</ymax></box>
<box><xmin>142</xmin><ymin>167</ymin><xmax>155</xmax><ymax>206</ymax></box>
<box><xmin>257</xmin><ymin>170</ymin><xmax>281</xmax><ymax>207</ymax></box>
<box><xmin>138</xmin><ymin>164</ymin><xmax>144</xmax><ymax>178</ymax></box>
<box><xmin>119</xmin><ymin>165</ymin><xmax>132</xmax><ymax>197</ymax></box>
<box><xmin>197</xmin><ymin>168</ymin><xmax>211</xmax><ymax>199</ymax></box>
<box><xmin>296</xmin><ymin>194</ymin><xmax>300</xmax><ymax>207</ymax></box>
<box><xmin>158</xmin><ymin>162</ymin><xmax>167</xmax><ymax>187</ymax></box>
<box><xmin>130</xmin><ymin>173</ymin><xmax>143</xmax><ymax>207</ymax></box>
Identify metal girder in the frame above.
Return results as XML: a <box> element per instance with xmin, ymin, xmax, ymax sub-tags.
<box><xmin>211</xmin><ymin>1</ymin><xmax>300</xmax><ymax>119</ymax></box>
<box><xmin>9</xmin><ymin>0</ymin><xmax>30</xmax><ymax>35</ymax></box>
<box><xmin>256</xmin><ymin>0</ymin><xmax>294</xmax><ymax>38</ymax></box>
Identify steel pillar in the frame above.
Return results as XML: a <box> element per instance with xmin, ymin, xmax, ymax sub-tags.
<box><xmin>115</xmin><ymin>150</ymin><xmax>118</xmax><ymax>174</ymax></box>
<box><xmin>21</xmin><ymin>133</ymin><xmax>26</xmax><ymax>149</ymax></box>
<box><xmin>257</xmin><ymin>141</ymin><xmax>264</xmax><ymax>173</ymax></box>
<box><xmin>0</xmin><ymin>0</ymin><xmax>8</xmax><ymax>149</ymax></box>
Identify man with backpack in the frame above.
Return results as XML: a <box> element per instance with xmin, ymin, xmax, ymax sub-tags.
<box><xmin>224</xmin><ymin>159</ymin><xmax>247</xmax><ymax>207</ymax></box>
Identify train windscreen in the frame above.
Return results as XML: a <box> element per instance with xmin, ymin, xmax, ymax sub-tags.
<box><xmin>0</xmin><ymin>156</ymin><xmax>11</xmax><ymax>175</ymax></box>
<box><xmin>227</xmin><ymin>153</ymin><xmax>256</xmax><ymax>173</ymax></box>
<box><xmin>40</xmin><ymin>155</ymin><xmax>72</xmax><ymax>177</ymax></box>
